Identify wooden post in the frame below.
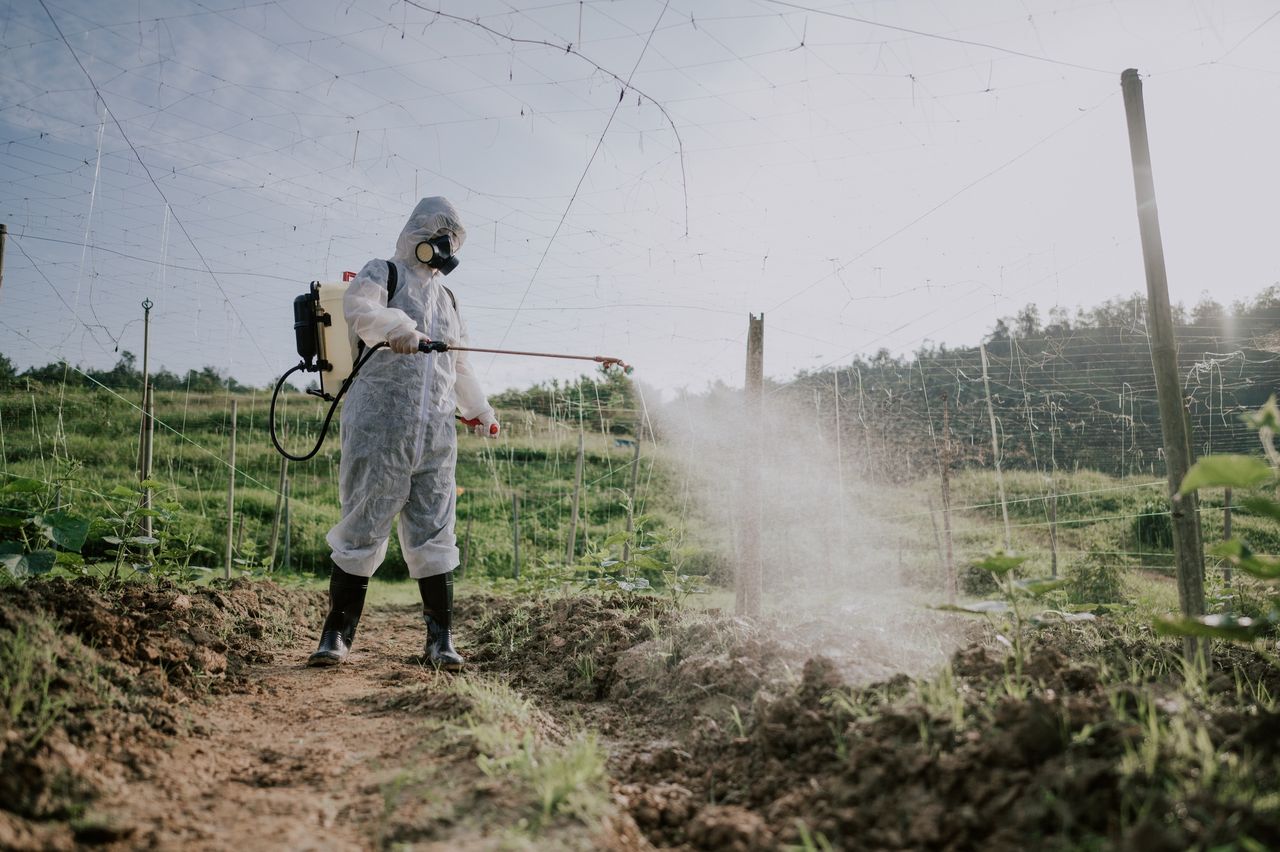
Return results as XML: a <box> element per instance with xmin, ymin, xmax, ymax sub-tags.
<box><xmin>461</xmin><ymin>497</ymin><xmax>474</xmax><ymax>577</ymax></box>
<box><xmin>1048</xmin><ymin>477</ymin><xmax>1059</xmax><ymax>579</ymax></box>
<box><xmin>833</xmin><ymin>371</ymin><xmax>845</xmax><ymax>500</ymax></box>
<box><xmin>622</xmin><ymin>430</ymin><xmax>642</xmax><ymax>564</ymax></box>
<box><xmin>281</xmin><ymin>478</ymin><xmax>291</xmax><ymax>572</ymax></box>
<box><xmin>137</xmin><ymin>299</ymin><xmax>155</xmax><ymax>539</ymax></box>
<box><xmin>927</xmin><ymin>495</ymin><xmax>945</xmax><ymax>576</ymax></box>
<box><xmin>980</xmin><ymin>342</ymin><xmax>1012</xmax><ymax>551</ymax></box>
<box><xmin>512</xmin><ymin>491</ymin><xmax>521</xmax><ymax>580</ymax></box>
<box><xmin>224</xmin><ymin>399</ymin><xmax>237</xmax><ymax>580</ymax></box>
<box><xmin>1223</xmin><ymin>486</ymin><xmax>1233</xmax><ymax>584</ymax></box>
<box><xmin>737</xmin><ymin>314</ymin><xmax>765</xmax><ymax>617</ymax></box>
<box><xmin>136</xmin><ymin>385</ymin><xmax>155</xmax><ymax>539</ymax></box>
<box><xmin>940</xmin><ymin>393</ymin><xmax>956</xmax><ymax>603</ymax></box>
<box><xmin>1121</xmin><ymin>68</ymin><xmax>1207</xmax><ymax>666</ymax></box>
<box><xmin>566</xmin><ymin>429</ymin><xmax>584</xmax><ymax>563</ymax></box>
<box><xmin>268</xmin><ymin>453</ymin><xmax>288</xmax><ymax>571</ymax></box>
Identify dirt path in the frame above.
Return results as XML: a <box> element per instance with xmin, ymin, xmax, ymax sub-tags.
<box><xmin>92</xmin><ymin>605</ymin><xmax>528</xmax><ymax>852</ymax></box>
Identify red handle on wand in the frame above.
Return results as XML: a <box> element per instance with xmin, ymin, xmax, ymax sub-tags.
<box><xmin>456</xmin><ymin>415</ymin><xmax>498</xmax><ymax>436</ymax></box>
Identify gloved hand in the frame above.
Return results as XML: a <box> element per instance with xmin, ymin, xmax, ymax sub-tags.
<box><xmin>387</xmin><ymin>326</ymin><xmax>425</xmax><ymax>355</ymax></box>
<box><xmin>473</xmin><ymin>409</ymin><xmax>500</xmax><ymax>439</ymax></box>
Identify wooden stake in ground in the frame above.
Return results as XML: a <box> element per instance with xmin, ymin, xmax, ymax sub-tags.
<box><xmin>566</xmin><ymin>429</ymin><xmax>584</xmax><ymax>564</ymax></box>
<box><xmin>1223</xmin><ymin>487</ymin><xmax>1233</xmax><ymax>584</ymax></box>
<box><xmin>737</xmin><ymin>313</ymin><xmax>765</xmax><ymax>617</ymax></box>
<box><xmin>940</xmin><ymin>393</ymin><xmax>957</xmax><ymax>603</ymax></box>
<box><xmin>268</xmin><ymin>446</ymin><xmax>288</xmax><ymax>571</ymax></box>
<box><xmin>980</xmin><ymin>342</ymin><xmax>1012</xmax><ymax>551</ymax></box>
<box><xmin>137</xmin><ymin>299</ymin><xmax>155</xmax><ymax>539</ymax></box>
<box><xmin>622</xmin><ymin>430</ymin><xmax>642</xmax><ymax>564</ymax></box>
<box><xmin>224</xmin><ymin>399</ymin><xmax>237</xmax><ymax>580</ymax></box>
<box><xmin>461</xmin><ymin>493</ymin><xmax>474</xmax><ymax>577</ymax></box>
<box><xmin>1121</xmin><ymin>67</ymin><xmax>1207</xmax><ymax>665</ymax></box>
<box><xmin>1048</xmin><ymin>477</ymin><xmax>1059</xmax><ymax>579</ymax></box>
<box><xmin>511</xmin><ymin>491</ymin><xmax>521</xmax><ymax>580</ymax></box>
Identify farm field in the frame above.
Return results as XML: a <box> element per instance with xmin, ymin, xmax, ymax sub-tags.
<box><xmin>3</xmin><ymin>382</ymin><xmax>1280</xmax><ymax>850</ymax></box>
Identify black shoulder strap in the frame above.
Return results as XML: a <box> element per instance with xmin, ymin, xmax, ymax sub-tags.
<box><xmin>382</xmin><ymin>260</ymin><xmax>454</xmax><ymax>313</ymax></box>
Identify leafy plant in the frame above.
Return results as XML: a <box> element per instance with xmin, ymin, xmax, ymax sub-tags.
<box><xmin>939</xmin><ymin>551</ymin><xmax>1092</xmax><ymax>679</ymax></box>
<box><xmin>575</xmin><ymin>513</ymin><xmax>669</xmax><ymax>594</ymax></box>
<box><xmin>1159</xmin><ymin>396</ymin><xmax>1280</xmax><ymax>642</ymax></box>
<box><xmin>0</xmin><ymin>476</ymin><xmax>91</xmax><ymax>580</ymax></box>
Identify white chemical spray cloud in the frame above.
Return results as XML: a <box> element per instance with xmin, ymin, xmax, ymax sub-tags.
<box><xmin>655</xmin><ymin>380</ymin><xmax>966</xmax><ymax>682</ymax></box>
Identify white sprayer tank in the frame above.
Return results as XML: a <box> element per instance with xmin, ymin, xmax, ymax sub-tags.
<box><xmin>314</xmin><ymin>279</ymin><xmax>356</xmax><ymax>400</ymax></box>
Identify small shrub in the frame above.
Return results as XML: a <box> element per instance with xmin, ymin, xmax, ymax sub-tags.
<box><xmin>1066</xmin><ymin>553</ymin><xmax>1124</xmax><ymax>606</ymax></box>
<box><xmin>1133</xmin><ymin>498</ymin><xmax>1173</xmax><ymax>550</ymax></box>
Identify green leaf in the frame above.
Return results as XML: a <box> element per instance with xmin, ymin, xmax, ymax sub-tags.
<box><xmin>1179</xmin><ymin>455</ymin><xmax>1272</xmax><ymax>494</ymax></box>
<box><xmin>1238</xmin><ymin>553</ymin><xmax>1280</xmax><ymax>580</ymax></box>
<box><xmin>1240</xmin><ymin>495</ymin><xmax>1280</xmax><ymax>524</ymax></box>
<box><xmin>126</xmin><ymin>536</ymin><xmax>160</xmax><ymax>547</ymax></box>
<box><xmin>109</xmin><ymin>484</ymin><xmax>139</xmax><ymax>498</ymax></box>
<box><xmin>0</xmin><ymin>512</ymin><xmax>28</xmax><ymax>529</ymax></box>
<box><xmin>1014</xmin><ymin>577</ymin><xmax>1068</xmax><ymax>597</ymax></box>
<box><xmin>0</xmin><ymin>549</ymin><xmax>56</xmax><ymax>578</ymax></box>
<box><xmin>1</xmin><ymin>478</ymin><xmax>44</xmax><ymax>494</ymax></box>
<box><xmin>101</xmin><ymin>536</ymin><xmax>123</xmax><ymax>545</ymax></box>
<box><xmin>1242</xmin><ymin>396</ymin><xmax>1280</xmax><ymax>433</ymax></box>
<box><xmin>1155</xmin><ymin>613</ymin><xmax>1278</xmax><ymax>641</ymax></box>
<box><xmin>601</xmin><ymin>531</ymin><xmax>631</xmax><ymax>548</ymax></box>
<box><xmin>630</xmin><ymin>554</ymin><xmax>666</xmax><ymax>572</ymax></box>
<box><xmin>0</xmin><ymin>542</ymin><xmax>22</xmax><ymax>555</ymax></box>
<box><xmin>971</xmin><ymin>552</ymin><xmax>1027</xmax><ymax>576</ymax></box>
<box><xmin>934</xmin><ymin>600</ymin><xmax>1009</xmax><ymax>615</ymax></box>
<box><xmin>139</xmin><ymin>478</ymin><xmax>165</xmax><ymax>489</ymax></box>
<box><xmin>54</xmin><ymin>551</ymin><xmax>84</xmax><ymax>567</ymax></box>
<box><xmin>32</xmin><ymin>512</ymin><xmax>90</xmax><ymax>552</ymax></box>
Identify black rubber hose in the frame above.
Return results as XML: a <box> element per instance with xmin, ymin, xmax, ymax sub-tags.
<box><xmin>269</xmin><ymin>342</ymin><xmax>388</xmax><ymax>462</ymax></box>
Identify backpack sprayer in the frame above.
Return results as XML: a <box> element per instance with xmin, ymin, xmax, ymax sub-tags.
<box><xmin>269</xmin><ymin>270</ymin><xmax>632</xmax><ymax>462</ymax></box>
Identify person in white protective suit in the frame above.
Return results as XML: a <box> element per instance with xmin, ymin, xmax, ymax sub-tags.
<box><xmin>308</xmin><ymin>197</ymin><xmax>499</xmax><ymax>671</ymax></box>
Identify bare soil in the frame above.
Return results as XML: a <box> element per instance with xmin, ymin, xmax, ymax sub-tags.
<box><xmin>2</xmin><ymin>580</ymin><xmax>1279</xmax><ymax>851</ymax></box>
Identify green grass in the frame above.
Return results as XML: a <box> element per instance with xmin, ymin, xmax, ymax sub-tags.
<box><xmin>0</xmin><ymin>381</ymin><xmax>713</xmax><ymax>586</ymax></box>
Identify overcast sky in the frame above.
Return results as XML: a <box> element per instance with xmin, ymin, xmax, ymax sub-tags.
<box><xmin>2</xmin><ymin>0</ymin><xmax>1277</xmax><ymax>396</ymax></box>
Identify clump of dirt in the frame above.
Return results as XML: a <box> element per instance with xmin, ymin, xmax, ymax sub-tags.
<box><xmin>0</xmin><ymin>576</ymin><xmax>322</xmax><ymax>847</ymax></box>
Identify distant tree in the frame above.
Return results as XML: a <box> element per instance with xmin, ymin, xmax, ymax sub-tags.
<box><xmin>1015</xmin><ymin>305</ymin><xmax>1041</xmax><ymax>338</ymax></box>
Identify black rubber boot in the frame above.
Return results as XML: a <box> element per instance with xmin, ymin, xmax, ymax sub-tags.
<box><xmin>307</xmin><ymin>563</ymin><xmax>369</xmax><ymax>667</ymax></box>
<box><xmin>418</xmin><ymin>571</ymin><xmax>464</xmax><ymax>672</ymax></box>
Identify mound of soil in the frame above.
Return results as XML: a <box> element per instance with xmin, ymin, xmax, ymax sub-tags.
<box><xmin>0</xmin><ymin>577</ymin><xmax>322</xmax><ymax>846</ymax></box>
<box><xmin>460</xmin><ymin>592</ymin><xmax>1280</xmax><ymax>851</ymax></box>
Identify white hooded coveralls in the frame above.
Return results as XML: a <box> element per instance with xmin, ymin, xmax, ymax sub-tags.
<box><xmin>326</xmin><ymin>197</ymin><xmax>492</xmax><ymax>579</ymax></box>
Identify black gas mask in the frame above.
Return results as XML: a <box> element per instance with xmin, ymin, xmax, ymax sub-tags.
<box><xmin>415</xmin><ymin>234</ymin><xmax>459</xmax><ymax>275</ymax></box>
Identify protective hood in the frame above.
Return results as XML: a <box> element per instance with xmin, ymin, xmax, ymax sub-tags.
<box><xmin>393</xmin><ymin>196</ymin><xmax>467</xmax><ymax>265</ymax></box>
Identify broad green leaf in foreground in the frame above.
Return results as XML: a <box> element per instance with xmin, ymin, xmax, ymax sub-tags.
<box><xmin>0</xmin><ymin>549</ymin><xmax>57</xmax><ymax>578</ymax></box>
<box><xmin>971</xmin><ymin>552</ymin><xmax>1027</xmax><ymax>576</ymax></box>
<box><xmin>0</xmin><ymin>477</ymin><xmax>44</xmax><ymax>494</ymax></box>
<box><xmin>1179</xmin><ymin>455</ymin><xmax>1272</xmax><ymax>494</ymax></box>
<box><xmin>934</xmin><ymin>600</ymin><xmax>1010</xmax><ymax>615</ymax></box>
<box><xmin>1240</xmin><ymin>495</ymin><xmax>1280</xmax><ymax>524</ymax></box>
<box><xmin>32</xmin><ymin>512</ymin><xmax>91</xmax><ymax>552</ymax></box>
